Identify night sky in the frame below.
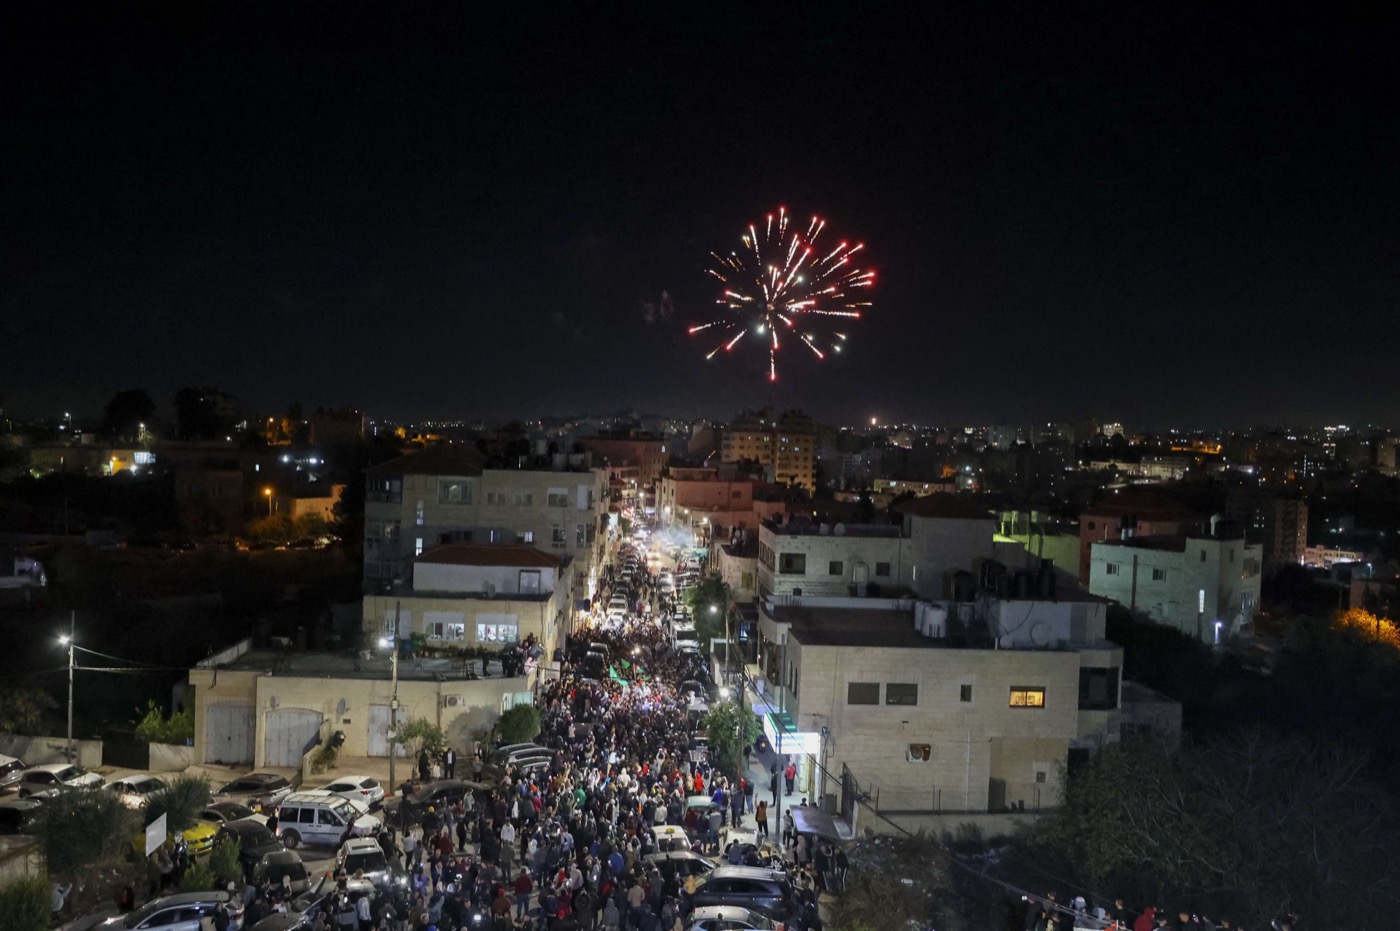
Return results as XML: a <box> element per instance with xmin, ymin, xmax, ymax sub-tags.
<box><xmin>3</xmin><ymin>4</ymin><xmax>1398</xmax><ymax>428</ymax></box>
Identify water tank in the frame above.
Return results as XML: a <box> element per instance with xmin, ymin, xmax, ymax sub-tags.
<box><xmin>853</xmin><ymin>562</ymin><xmax>870</xmax><ymax>596</ymax></box>
<box><xmin>1014</xmin><ymin>571</ymin><xmax>1034</xmax><ymax>599</ymax></box>
<box><xmin>979</xmin><ymin>559</ymin><xmax>1006</xmax><ymax>591</ymax></box>
<box><xmin>1036</xmin><ymin>560</ymin><xmax>1056</xmax><ymax>599</ymax></box>
<box><xmin>924</xmin><ymin>605</ymin><xmax>948</xmax><ymax>638</ymax></box>
<box><xmin>952</xmin><ymin>571</ymin><xmax>977</xmax><ymax>603</ymax></box>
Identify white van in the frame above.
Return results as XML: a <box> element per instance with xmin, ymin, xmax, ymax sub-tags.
<box><xmin>275</xmin><ymin>791</ymin><xmax>381</xmax><ymax>849</ymax></box>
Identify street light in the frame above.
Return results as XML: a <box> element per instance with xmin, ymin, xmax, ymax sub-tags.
<box><xmin>58</xmin><ymin>612</ymin><xmax>74</xmax><ymax>763</ymax></box>
<box><xmin>263</xmin><ymin>487</ymin><xmax>274</xmax><ymax>516</ymax></box>
<box><xmin>379</xmin><ymin>608</ymin><xmax>401</xmax><ymax>819</ymax></box>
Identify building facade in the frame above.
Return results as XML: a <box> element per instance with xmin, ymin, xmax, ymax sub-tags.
<box><xmin>752</xmin><ymin>595</ymin><xmax>1128</xmax><ymax>819</ymax></box>
<box><xmin>1226</xmin><ymin>489</ymin><xmax>1308</xmax><ymax>571</ymax></box>
<box><xmin>362</xmin><ymin>543</ymin><xmax>572</xmax><ymax>660</ymax></box>
<box><xmin>364</xmin><ymin>447</ymin><xmax>607</xmax><ymax>605</ymax></box>
<box><xmin>1088</xmin><ymin>533</ymin><xmax>1263</xmax><ymax>641</ymax></box>
<box><xmin>721</xmin><ymin>410</ymin><xmax>818</xmax><ymax>492</ymax></box>
<box><xmin>1077</xmin><ymin>490</ymin><xmax>1206</xmax><ymax>583</ymax></box>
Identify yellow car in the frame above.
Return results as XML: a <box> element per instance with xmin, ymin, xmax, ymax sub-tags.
<box><xmin>131</xmin><ymin>818</ymin><xmax>220</xmax><ymax>858</ymax></box>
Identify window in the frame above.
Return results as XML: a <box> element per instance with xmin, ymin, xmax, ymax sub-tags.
<box><xmin>519</xmin><ymin>570</ymin><xmax>542</xmax><ymax>594</ymax></box>
<box><xmin>517</xmin><ymin>530</ymin><xmax>534</xmax><ymax>544</ymax></box>
<box><xmin>414</xmin><ymin>538</ymin><xmax>423</xmax><ymax>556</ymax></box>
<box><xmin>1200</xmin><ymin>549</ymin><xmax>1207</xmax><ymax>562</ymax></box>
<box><xmin>485</xmin><ymin>491</ymin><xmax>506</xmax><ymax>506</ymax></box>
<box><xmin>478</xmin><ymin>623</ymin><xmax>519</xmax><ymax>643</ymax></box>
<box><xmin>959</xmin><ymin>684</ymin><xmax>973</xmax><ymax>703</ymax></box>
<box><xmin>438</xmin><ymin>480</ymin><xmax>472</xmax><ymax>504</ymax></box>
<box><xmin>426</xmin><ymin>619</ymin><xmax>465</xmax><ymax>641</ymax></box>
<box><xmin>547</xmin><ymin>490</ymin><xmax>569</xmax><ymax>508</ymax></box>
<box><xmin>1078</xmin><ymin>667</ymin><xmax>1120</xmax><ymax>710</ymax></box>
<box><xmin>1105</xmin><ymin>563</ymin><xmax>1120</xmax><ymax>576</ymax></box>
<box><xmin>741</xmin><ymin>571</ymin><xmax>755</xmax><ymax>589</ymax></box>
<box><xmin>846</xmin><ymin>682</ymin><xmax>880</xmax><ymax>705</ymax></box>
<box><xmin>1009</xmin><ymin>687</ymin><xmax>1046</xmax><ymax>708</ymax></box>
<box><xmin>415</xmin><ymin>500</ymin><xmax>425</xmax><ymax>525</ymax></box>
<box><xmin>576</xmin><ymin>523</ymin><xmax>586</xmax><ymax>546</ymax></box>
<box><xmin>828</xmin><ymin>560</ymin><xmax>844</xmax><ymax>576</ymax></box>
<box><xmin>514</xmin><ymin>492</ymin><xmax>534</xmax><ymax>506</ymax></box>
<box><xmin>1035</xmin><ymin>770</ymin><xmax>1047</xmax><ymax>784</ymax></box>
<box><xmin>875</xmin><ymin>562</ymin><xmax>891</xmax><ymax>577</ymax></box>
<box><xmin>778</xmin><ymin>553</ymin><xmax>806</xmax><ymax>575</ymax></box>
<box><xmin>1087</xmin><ymin>521</ymin><xmax>1096</xmax><ymax>530</ymax></box>
<box><xmin>885</xmin><ymin>683</ymin><xmax>918</xmax><ymax>706</ymax></box>
<box><xmin>1151</xmin><ymin>568</ymin><xmax>1165</xmax><ymax>581</ymax></box>
<box><xmin>551</xmin><ymin>525</ymin><xmax>566</xmax><ymax>548</ymax></box>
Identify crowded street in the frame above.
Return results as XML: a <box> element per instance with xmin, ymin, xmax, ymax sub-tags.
<box><xmin>230</xmin><ymin>531</ymin><xmax>830</xmax><ymax>931</ymax></box>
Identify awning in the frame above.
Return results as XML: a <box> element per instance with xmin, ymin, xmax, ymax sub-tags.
<box><xmin>790</xmin><ymin>806</ymin><xmax>855</xmax><ymax>841</ymax></box>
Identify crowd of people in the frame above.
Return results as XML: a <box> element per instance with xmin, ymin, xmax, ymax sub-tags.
<box><xmin>266</xmin><ymin>544</ymin><xmax>827</xmax><ymax>931</ymax></box>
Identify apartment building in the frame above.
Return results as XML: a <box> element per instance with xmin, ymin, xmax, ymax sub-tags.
<box><xmin>1077</xmin><ymin>488</ymin><xmax>1206</xmax><ymax>583</ymax></box>
<box><xmin>1225</xmin><ymin>489</ymin><xmax>1308</xmax><ymax>570</ymax></box>
<box><xmin>578</xmin><ymin>433</ymin><xmax>670</xmax><ymax>487</ymax></box>
<box><xmin>1088</xmin><ymin>530</ymin><xmax>1262</xmax><ymax>642</ymax></box>
<box><xmin>721</xmin><ymin>409</ymin><xmax>818</xmax><ymax>492</ymax></box>
<box><xmin>362</xmin><ymin>542</ymin><xmax>571</xmax><ymax>661</ymax></box>
<box><xmin>752</xmin><ymin>592</ymin><xmax>1134</xmax><ymax>822</ymax></box>
<box><xmin>364</xmin><ymin>446</ymin><xmax>608</xmax><ymax>606</ymax></box>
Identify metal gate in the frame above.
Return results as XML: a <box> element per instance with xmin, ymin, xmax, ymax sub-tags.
<box><xmin>206</xmin><ymin>703</ymin><xmax>255</xmax><ymax>765</ymax></box>
<box><xmin>263</xmin><ymin>709</ymin><xmax>323</xmax><ymax>767</ymax></box>
<box><xmin>367</xmin><ymin>704</ymin><xmax>405</xmax><ymax>757</ymax></box>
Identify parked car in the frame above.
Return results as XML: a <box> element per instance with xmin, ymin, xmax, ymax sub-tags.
<box><xmin>0</xmin><ymin>797</ymin><xmax>42</xmax><ymax>835</ymax></box>
<box><xmin>201</xmin><ymin>800</ymin><xmax>268</xmax><ymax>826</ymax></box>
<box><xmin>384</xmin><ymin>779</ymin><xmax>484</xmax><ymax>820</ymax></box>
<box><xmin>247</xmin><ymin>876</ymin><xmax>330</xmax><ymax>931</ymax></box>
<box><xmin>315</xmin><ymin>774</ymin><xmax>385</xmax><ymax>807</ymax></box>
<box><xmin>336</xmin><ymin>837</ymin><xmax>406</xmax><ymax>889</ymax></box>
<box><xmin>686</xmin><ymin>905</ymin><xmax>775</xmax><ymax>931</ymax></box>
<box><xmin>17</xmin><ymin>763</ymin><xmax>103</xmax><ymax>798</ymax></box>
<box><xmin>214</xmin><ymin>773</ymin><xmax>294</xmax><ymax>809</ymax></box>
<box><xmin>654</xmin><ymin>825</ymin><xmax>692</xmax><ymax>853</ymax></box>
<box><xmin>216</xmin><ymin>818</ymin><xmax>285</xmax><ymax>875</ymax></box>
<box><xmin>252</xmin><ymin>848</ymin><xmax>311</xmax><ymax>894</ymax></box>
<box><xmin>105</xmin><ymin>774</ymin><xmax>169</xmax><ymax>809</ymax></box>
<box><xmin>688</xmin><ymin>866</ymin><xmax>794</xmax><ymax>917</ymax></box>
<box><xmin>645</xmin><ymin>850</ymin><xmax>717</xmax><ymax>879</ymax></box>
<box><xmin>0</xmin><ymin>754</ymin><xmax>26</xmax><ymax>792</ymax></box>
<box><xmin>69</xmin><ymin>890</ymin><xmax>244</xmax><ymax>931</ymax></box>
<box><xmin>275</xmin><ymin>792</ymin><xmax>381</xmax><ymax>848</ymax></box>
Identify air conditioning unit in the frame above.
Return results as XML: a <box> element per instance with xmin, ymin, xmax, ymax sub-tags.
<box><xmin>906</xmin><ymin>743</ymin><xmax>931</xmax><ymax>762</ymax></box>
<box><xmin>444</xmin><ymin>695</ymin><xmax>460</xmax><ymax>708</ymax></box>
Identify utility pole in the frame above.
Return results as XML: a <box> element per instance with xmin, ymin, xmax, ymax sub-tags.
<box><xmin>66</xmin><ymin>611</ymin><xmax>75</xmax><ymax>763</ymax></box>
<box><xmin>384</xmin><ymin>602</ymin><xmax>401</xmax><ymax>827</ymax></box>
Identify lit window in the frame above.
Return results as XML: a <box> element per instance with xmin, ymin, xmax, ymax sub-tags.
<box><xmin>1009</xmin><ymin>687</ymin><xmax>1046</xmax><ymax>708</ymax></box>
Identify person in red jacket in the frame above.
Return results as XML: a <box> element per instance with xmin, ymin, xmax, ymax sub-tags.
<box><xmin>513</xmin><ymin>868</ymin><xmax>534</xmax><ymax>920</ymax></box>
<box><xmin>1132</xmin><ymin>906</ymin><xmax>1157</xmax><ymax>931</ymax></box>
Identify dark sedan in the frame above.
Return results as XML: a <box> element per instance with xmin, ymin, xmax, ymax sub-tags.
<box><xmin>216</xmin><ymin>819</ymin><xmax>285</xmax><ymax>877</ymax></box>
<box><xmin>383</xmin><ymin>779</ymin><xmax>486</xmax><ymax>819</ymax></box>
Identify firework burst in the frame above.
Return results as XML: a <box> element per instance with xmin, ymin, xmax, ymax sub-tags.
<box><xmin>690</xmin><ymin>205</ymin><xmax>874</xmax><ymax>381</ymax></box>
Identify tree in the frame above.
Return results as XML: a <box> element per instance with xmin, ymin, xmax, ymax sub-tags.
<box><xmin>393</xmin><ymin>717</ymin><xmax>447</xmax><ymax>757</ymax></box>
<box><xmin>134</xmin><ymin>701</ymin><xmax>194</xmax><ymax>744</ymax></box>
<box><xmin>684</xmin><ymin>577</ymin><xmax>729</xmax><ymax>647</ymax></box>
<box><xmin>34</xmin><ymin>788</ymin><xmax>138</xmax><ymax>875</ymax></box>
<box><xmin>246</xmin><ymin>513</ymin><xmax>293</xmax><ymax>543</ymax></box>
<box><xmin>207</xmin><ymin>836</ymin><xmax>243</xmax><ymax>888</ymax></box>
<box><xmin>0</xmin><ymin>685</ymin><xmax>57</xmax><ymax>735</ymax></box>
<box><xmin>293</xmin><ymin>512</ymin><xmax>330</xmax><ymax>539</ymax></box>
<box><xmin>701</xmin><ymin>701</ymin><xmax>762</xmax><ymax>776</ymax></box>
<box><xmin>497</xmin><ymin>703</ymin><xmax>541</xmax><ymax>743</ymax></box>
<box><xmin>1026</xmin><ymin>729</ymin><xmax>1400</xmax><ymax>925</ymax></box>
<box><xmin>833</xmin><ymin>833</ymin><xmax>960</xmax><ymax>931</ymax></box>
<box><xmin>143</xmin><ymin>773</ymin><xmax>212</xmax><ymax>834</ymax></box>
<box><xmin>101</xmin><ymin>389</ymin><xmax>156</xmax><ymax>441</ymax></box>
<box><xmin>0</xmin><ymin>877</ymin><xmax>49</xmax><ymax>931</ymax></box>
<box><xmin>173</xmin><ymin>386</ymin><xmax>240</xmax><ymax>441</ymax></box>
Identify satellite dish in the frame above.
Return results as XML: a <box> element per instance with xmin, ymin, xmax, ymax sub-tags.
<box><xmin>833</xmin><ymin>523</ymin><xmax>847</xmax><ymax>536</ymax></box>
<box><xmin>1029</xmin><ymin>622</ymin><xmax>1049</xmax><ymax>646</ymax></box>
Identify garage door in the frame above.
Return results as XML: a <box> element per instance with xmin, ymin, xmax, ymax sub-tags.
<box><xmin>367</xmin><ymin>704</ymin><xmax>406</xmax><ymax>757</ymax></box>
<box><xmin>206</xmin><ymin>704</ymin><xmax>255</xmax><ymax>764</ymax></box>
<box><xmin>263</xmin><ymin>709</ymin><xmax>324</xmax><ymax>767</ymax></box>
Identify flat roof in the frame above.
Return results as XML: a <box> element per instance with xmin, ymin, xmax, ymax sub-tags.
<box><xmin>199</xmin><ymin>648</ymin><xmax>523</xmax><ymax>681</ymax></box>
<box><xmin>367</xmin><ymin>446</ymin><xmax>485</xmax><ymax>478</ymax></box>
<box><xmin>417</xmin><ymin>543</ymin><xmax>564</xmax><ymax>569</ymax></box>
<box><xmin>894</xmin><ymin>494</ymin><xmax>995</xmax><ymax>521</ymax></box>
<box><xmin>764</xmin><ymin>520</ymin><xmax>902</xmax><ymax>538</ymax></box>
<box><xmin>1092</xmin><ymin>534</ymin><xmax>1248</xmax><ymax>553</ymax></box>
<box><xmin>773</xmin><ymin>604</ymin><xmax>935</xmax><ymax>649</ymax></box>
